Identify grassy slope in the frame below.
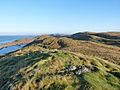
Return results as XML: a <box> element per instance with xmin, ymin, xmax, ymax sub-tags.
<box><xmin>0</xmin><ymin>45</ymin><xmax>120</xmax><ymax>90</ymax></box>
<box><xmin>71</xmin><ymin>32</ymin><xmax>120</xmax><ymax>46</ymax></box>
<box><xmin>30</xmin><ymin>35</ymin><xmax>120</xmax><ymax>65</ymax></box>
<box><xmin>0</xmin><ymin>35</ymin><xmax>120</xmax><ymax>90</ymax></box>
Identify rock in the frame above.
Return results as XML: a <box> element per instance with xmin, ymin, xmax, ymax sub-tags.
<box><xmin>67</xmin><ymin>65</ymin><xmax>77</xmax><ymax>71</ymax></box>
<box><xmin>65</xmin><ymin>65</ymin><xmax>91</xmax><ymax>75</ymax></box>
<box><xmin>82</xmin><ymin>67</ymin><xmax>90</xmax><ymax>73</ymax></box>
<box><xmin>76</xmin><ymin>66</ymin><xmax>91</xmax><ymax>75</ymax></box>
<box><xmin>40</xmin><ymin>51</ymin><xmax>44</xmax><ymax>53</ymax></box>
<box><xmin>76</xmin><ymin>70</ymin><xmax>82</xmax><ymax>75</ymax></box>
<box><xmin>15</xmin><ymin>73</ymin><xmax>22</xmax><ymax>79</ymax></box>
<box><xmin>27</xmin><ymin>53</ymin><xmax>30</xmax><ymax>56</ymax></box>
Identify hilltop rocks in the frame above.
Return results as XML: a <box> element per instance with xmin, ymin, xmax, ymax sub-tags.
<box><xmin>82</xmin><ymin>67</ymin><xmax>90</xmax><ymax>73</ymax></box>
<box><xmin>66</xmin><ymin>65</ymin><xmax>91</xmax><ymax>75</ymax></box>
<box><xmin>67</xmin><ymin>65</ymin><xmax>77</xmax><ymax>71</ymax></box>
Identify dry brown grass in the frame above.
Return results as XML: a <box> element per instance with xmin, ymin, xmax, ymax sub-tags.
<box><xmin>33</xmin><ymin>35</ymin><xmax>120</xmax><ymax>65</ymax></box>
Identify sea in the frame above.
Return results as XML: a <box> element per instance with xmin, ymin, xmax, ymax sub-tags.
<box><xmin>0</xmin><ymin>36</ymin><xmax>35</xmax><ymax>55</ymax></box>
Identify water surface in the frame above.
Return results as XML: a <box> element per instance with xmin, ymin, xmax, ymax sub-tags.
<box><xmin>0</xmin><ymin>35</ymin><xmax>35</xmax><ymax>55</ymax></box>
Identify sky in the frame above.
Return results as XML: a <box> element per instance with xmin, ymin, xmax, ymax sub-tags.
<box><xmin>0</xmin><ymin>0</ymin><xmax>120</xmax><ymax>35</ymax></box>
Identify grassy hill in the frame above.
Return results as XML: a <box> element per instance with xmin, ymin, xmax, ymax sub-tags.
<box><xmin>71</xmin><ymin>32</ymin><xmax>120</xmax><ymax>47</ymax></box>
<box><xmin>0</xmin><ymin>33</ymin><xmax>120</xmax><ymax>90</ymax></box>
<box><xmin>0</xmin><ymin>49</ymin><xmax>120</xmax><ymax>90</ymax></box>
<box><xmin>29</xmin><ymin>35</ymin><xmax>120</xmax><ymax>65</ymax></box>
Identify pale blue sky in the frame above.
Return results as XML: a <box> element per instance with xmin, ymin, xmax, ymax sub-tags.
<box><xmin>0</xmin><ymin>0</ymin><xmax>120</xmax><ymax>35</ymax></box>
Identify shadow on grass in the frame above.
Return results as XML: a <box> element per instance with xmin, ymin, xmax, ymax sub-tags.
<box><xmin>0</xmin><ymin>51</ymin><xmax>51</xmax><ymax>88</ymax></box>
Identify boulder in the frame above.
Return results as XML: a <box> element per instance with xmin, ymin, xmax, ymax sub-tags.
<box><xmin>76</xmin><ymin>70</ymin><xmax>82</xmax><ymax>75</ymax></box>
<box><xmin>15</xmin><ymin>73</ymin><xmax>22</xmax><ymax>79</ymax></box>
<box><xmin>67</xmin><ymin>65</ymin><xmax>77</xmax><ymax>71</ymax></box>
<box><xmin>82</xmin><ymin>67</ymin><xmax>90</xmax><ymax>73</ymax></box>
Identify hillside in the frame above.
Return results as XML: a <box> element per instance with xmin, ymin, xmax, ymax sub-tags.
<box><xmin>71</xmin><ymin>32</ymin><xmax>120</xmax><ymax>47</ymax></box>
<box><xmin>0</xmin><ymin>48</ymin><xmax>120</xmax><ymax>90</ymax></box>
<box><xmin>29</xmin><ymin>35</ymin><xmax>120</xmax><ymax>65</ymax></box>
<box><xmin>0</xmin><ymin>33</ymin><xmax>120</xmax><ymax>90</ymax></box>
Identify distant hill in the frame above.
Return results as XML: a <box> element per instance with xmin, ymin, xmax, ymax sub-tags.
<box><xmin>70</xmin><ymin>32</ymin><xmax>120</xmax><ymax>46</ymax></box>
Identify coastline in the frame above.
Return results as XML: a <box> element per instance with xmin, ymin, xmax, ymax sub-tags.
<box><xmin>0</xmin><ymin>36</ymin><xmax>35</xmax><ymax>55</ymax></box>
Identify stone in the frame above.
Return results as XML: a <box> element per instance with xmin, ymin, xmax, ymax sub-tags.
<box><xmin>76</xmin><ymin>70</ymin><xmax>82</xmax><ymax>75</ymax></box>
<box><xmin>27</xmin><ymin>53</ymin><xmax>30</xmax><ymax>56</ymax></box>
<box><xmin>40</xmin><ymin>51</ymin><xmax>44</xmax><ymax>53</ymax></box>
<box><xmin>82</xmin><ymin>67</ymin><xmax>90</xmax><ymax>73</ymax></box>
<box><xmin>15</xmin><ymin>73</ymin><xmax>22</xmax><ymax>79</ymax></box>
<box><xmin>68</xmin><ymin>65</ymin><xmax>77</xmax><ymax>71</ymax></box>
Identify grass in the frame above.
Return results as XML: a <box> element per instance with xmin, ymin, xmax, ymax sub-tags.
<box><xmin>31</xmin><ymin>35</ymin><xmax>120</xmax><ymax>65</ymax></box>
<box><xmin>84</xmin><ymin>72</ymin><xmax>120</xmax><ymax>90</ymax></box>
<box><xmin>0</xmin><ymin>35</ymin><xmax>120</xmax><ymax>90</ymax></box>
<box><xmin>0</xmin><ymin>49</ymin><xmax>120</xmax><ymax>90</ymax></box>
<box><xmin>71</xmin><ymin>32</ymin><xmax>120</xmax><ymax>47</ymax></box>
